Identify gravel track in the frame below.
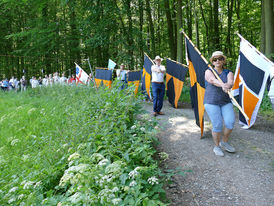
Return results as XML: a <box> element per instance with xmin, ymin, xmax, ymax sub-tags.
<box><xmin>142</xmin><ymin>100</ymin><xmax>274</xmax><ymax>206</ymax></box>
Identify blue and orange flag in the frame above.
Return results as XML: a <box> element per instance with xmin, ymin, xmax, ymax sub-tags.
<box><xmin>166</xmin><ymin>58</ymin><xmax>188</xmax><ymax>108</ymax></box>
<box><xmin>141</xmin><ymin>53</ymin><xmax>153</xmax><ymax>98</ymax></box>
<box><xmin>185</xmin><ymin>34</ymin><xmax>209</xmax><ymax>137</ymax></box>
<box><xmin>95</xmin><ymin>68</ymin><xmax>113</xmax><ymax>88</ymax></box>
<box><xmin>231</xmin><ymin>35</ymin><xmax>273</xmax><ymax>128</ymax></box>
<box><xmin>128</xmin><ymin>71</ymin><xmax>142</xmax><ymax>95</ymax></box>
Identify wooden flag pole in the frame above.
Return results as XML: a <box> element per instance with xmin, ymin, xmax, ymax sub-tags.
<box><xmin>167</xmin><ymin>58</ymin><xmax>188</xmax><ymax>68</ymax></box>
<box><xmin>236</xmin><ymin>33</ymin><xmax>274</xmax><ymax>65</ymax></box>
<box><xmin>181</xmin><ymin>30</ymin><xmax>249</xmax><ymax>121</ymax></box>
<box><xmin>86</xmin><ymin>57</ymin><xmax>98</xmax><ymax>90</ymax></box>
<box><xmin>144</xmin><ymin>52</ymin><xmax>155</xmax><ymax>65</ymax></box>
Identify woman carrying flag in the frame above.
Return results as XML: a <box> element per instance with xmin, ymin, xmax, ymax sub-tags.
<box><xmin>204</xmin><ymin>51</ymin><xmax>235</xmax><ymax>157</ymax></box>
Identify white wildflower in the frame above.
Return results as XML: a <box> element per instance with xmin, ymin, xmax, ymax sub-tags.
<box><xmin>128</xmin><ymin>166</ymin><xmax>141</xmax><ymax>179</ymax></box>
<box><xmin>140</xmin><ymin>127</ymin><xmax>145</xmax><ymax>132</ymax></box>
<box><xmin>62</xmin><ymin>143</ymin><xmax>68</xmax><ymax>149</ymax></box>
<box><xmin>129</xmin><ymin>181</ymin><xmax>137</xmax><ymax>187</ymax></box>
<box><xmin>11</xmin><ymin>139</ymin><xmax>20</xmax><ymax>146</ymax></box>
<box><xmin>131</xmin><ymin>125</ymin><xmax>136</xmax><ymax>130</ymax></box>
<box><xmin>128</xmin><ymin>170</ymin><xmax>139</xmax><ymax>179</ymax></box>
<box><xmin>9</xmin><ymin>187</ymin><xmax>18</xmax><ymax>193</ymax></box>
<box><xmin>112</xmin><ymin>198</ymin><xmax>122</xmax><ymax>205</ymax></box>
<box><xmin>28</xmin><ymin>108</ymin><xmax>36</xmax><ymax>115</ymax></box>
<box><xmin>91</xmin><ymin>153</ymin><xmax>105</xmax><ymax>163</ymax></box>
<box><xmin>20</xmin><ymin>202</ymin><xmax>25</xmax><ymax>206</ymax></box>
<box><xmin>68</xmin><ymin>192</ymin><xmax>82</xmax><ymax>204</ymax></box>
<box><xmin>159</xmin><ymin>152</ymin><xmax>169</xmax><ymax>161</ymax></box>
<box><xmin>21</xmin><ymin>155</ymin><xmax>30</xmax><ymax>161</ymax></box>
<box><xmin>59</xmin><ymin>173</ymin><xmax>73</xmax><ymax>186</ymax></box>
<box><xmin>70</xmin><ymin>173</ymin><xmax>82</xmax><ymax>185</ymax></box>
<box><xmin>148</xmin><ymin>176</ymin><xmax>159</xmax><ymax>185</ymax></box>
<box><xmin>133</xmin><ymin>134</ymin><xmax>137</xmax><ymax>137</ymax></box>
<box><xmin>20</xmin><ymin>180</ymin><xmax>27</xmax><ymax>186</ymax></box>
<box><xmin>77</xmin><ymin>143</ymin><xmax>86</xmax><ymax>150</ymax></box>
<box><xmin>57</xmin><ymin>202</ymin><xmax>62</xmax><ymax>206</ymax></box>
<box><xmin>112</xmin><ymin>187</ymin><xmax>119</xmax><ymax>192</ymax></box>
<box><xmin>23</xmin><ymin>181</ymin><xmax>35</xmax><ymax>189</ymax></box>
<box><xmin>68</xmin><ymin>152</ymin><xmax>80</xmax><ymax>161</ymax></box>
<box><xmin>34</xmin><ymin>181</ymin><xmax>42</xmax><ymax>188</ymax></box>
<box><xmin>8</xmin><ymin>198</ymin><xmax>16</xmax><ymax>204</ymax></box>
<box><xmin>99</xmin><ymin>175</ymin><xmax>113</xmax><ymax>186</ymax></box>
<box><xmin>98</xmin><ymin>159</ymin><xmax>109</xmax><ymax>166</ymax></box>
<box><xmin>65</xmin><ymin>164</ymin><xmax>89</xmax><ymax>173</ymax></box>
<box><xmin>18</xmin><ymin>194</ymin><xmax>24</xmax><ymax>200</ymax></box>
<box><xmin>41</xmin><ymin>198</ymin><xmax>48</xmax><ymax>204</ymax></box>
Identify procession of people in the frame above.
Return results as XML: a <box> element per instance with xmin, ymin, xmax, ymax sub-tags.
<box><xmin>1</xmin><ymin>54</ymin><xmax>273</xmax><ymax>157</ymax></box>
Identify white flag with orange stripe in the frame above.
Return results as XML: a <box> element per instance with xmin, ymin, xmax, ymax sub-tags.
<box><xmin>231</xmin><ymin>36</ymin><xmax>274</xmax><ymax>129</ymax></box>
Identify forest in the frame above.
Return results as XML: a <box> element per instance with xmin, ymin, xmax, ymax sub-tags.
<box><xmin>0</xmin><ymin>0</ymin><xmax>273</xmax><ymax>79</ymax></box>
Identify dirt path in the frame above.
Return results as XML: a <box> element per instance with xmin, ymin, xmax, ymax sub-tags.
<box><xmin>142</xmin><ymin>100</ymin><xmax>274</xmax><ymax>206</ymax></box>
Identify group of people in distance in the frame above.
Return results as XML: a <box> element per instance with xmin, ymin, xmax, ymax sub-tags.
<box><xmin>29</xmin><ymin>72</ymin><xmax>80</xmax><ymax>88</ymax></box>
<box><xmin>0</xmin><ymin>72</ymin><xmax>91</xmax><ymax>92</ymax></box>
<box><xmin>150</xmin><ymin>52</ymin><xmax>274</xmax><ymax>157</ymax></box>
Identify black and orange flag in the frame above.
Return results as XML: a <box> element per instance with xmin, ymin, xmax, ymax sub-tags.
<box><xmin>141</xmin><ymin>53</ymin><xmax>153</xmax><ymax>98</ymax></box>
<box><xmin>185</xmin><ymin>33</ymin><xmax>209</xmax><ymax>137</ymax></box>
<box><xmin>128</xmin><ymin>71</ymin><xmax>142</xmax><ymax>95</ymax></box>
<box><xmin>166</xmin><ymin>58</ymin><xmax>188</xmax><ymax>108</ymax></box>
<box><xmin>95</xmin><ymin>68</ymin><xmax>113</xmax><ymax>88</ymax></box>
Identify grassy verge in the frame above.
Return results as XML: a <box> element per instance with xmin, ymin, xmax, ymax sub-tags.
<box><xmin>0</xmin><ymin>84</ymin><xmax>167</xmax><ymax>205</ymax></box>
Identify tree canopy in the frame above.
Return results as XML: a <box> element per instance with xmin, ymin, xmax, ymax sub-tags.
<box><xmin>0</xmin><ymin>0</ymin><xmax>273</xmax><ymax>79</ymax></box>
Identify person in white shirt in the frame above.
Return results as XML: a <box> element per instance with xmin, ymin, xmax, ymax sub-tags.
<box><xmin>31</xmin><ymin>77</ymin><xmax>39</xmax><ymax>88</ymax></box>
<box><xmin>20</xmin><ymin>76</ymin><xmax>27</xmax><ymax>91</ymax></box>
<box><xmin>48</xmin><ymin>74</ymin><xmax>54</xmax><ymax>86</ymax></box>
<box><xmin>117</xmin><ymin>64</ymin><xmax>128</xmax><ymax>90</ymax></box>
<box><xmin>42</xmin><ymin>75</ymin><xmax>49</xmax><ymax>86</ymax></box>
<box><xmin>9</xmin><ymin>76</ymin><xmax>15</xmax><ymax>89</ymax></box>
<box><xmin>53</xmin><ymin>72</ymin><xmax>60</xmax><ymax>84</ymax></box>
<box><xmin>59</xmin><ymin>73</ymin><xmax>68</xmax><ymax>85</ymax></box>
<box><xmin>151</xmin><ymin>55</ymin><xmax>166</xmax><ymax>116</ymax></box>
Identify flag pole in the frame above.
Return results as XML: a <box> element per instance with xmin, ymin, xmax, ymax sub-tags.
<box><xmin>144</xmin><ymin>52</ymin><xmax>155</xmax><ymax>65</ymax></box>
<box><xmin>236</xmin><ymin>33</ymin><xmax>274</xmax><ymax>65</ymax></box>
<box><xmin>86</xmin><ymin>57</ymin><xmax>98</xmax><ymax>90</ymax></box>
<box><xmin>167</xmin><ymin>58</ymin><xmax>188</xmax><ymax>68</ymax></box>
<box><xmin>181</xmin><ymin>30</ymin><xmax>249</xmax><ymax>121</ymax></box>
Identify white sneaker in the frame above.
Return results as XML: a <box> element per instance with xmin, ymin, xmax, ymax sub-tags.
<box><xmin>220</xmin><ymin>141</ymin><xmax>236</xmax><ymax>153</ymax></box>
<box><xmin>213</xmin><ymin>146</ymin><xmax>224</xmax><ymax>156</ymax></box>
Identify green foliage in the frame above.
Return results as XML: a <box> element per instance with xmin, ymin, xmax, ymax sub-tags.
<box><xmin>0</xmin><ymin>0</ymin><xmax>265</xmax><ymax>78</ymax></box>
<box><xmin>259</xmin><ymin>89</ymin><xmax>274</xmax><ymax>119</ymax></box>
<box><xmin>0</xmin><ymin>85</ymin><xmax>167</xmax><ymax>205</ymax></box>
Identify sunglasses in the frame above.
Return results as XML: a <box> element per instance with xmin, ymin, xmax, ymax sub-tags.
<box><xmin>212</xmin><ymin>57</ymin><xmax>224</xmax><ymax>62</ymax></box>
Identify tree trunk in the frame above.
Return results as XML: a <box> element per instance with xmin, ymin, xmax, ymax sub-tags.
<box><xmin>213</xmin><ymin>0</ymin><xmax>220</xmax><ymax>50</ymax></box>
<box><xmin>264</xmin><ymin>0</ymin><xmax>274</xmax><ymax>60</ymax></box>
<box><xmin>260</xmin><ymin>0</ymin><xmax>265</xmax><ymax>53</ymax></box>
<box><xmin>225</xmin><ymin>0</ymin><xmax>233</xmax><ymax>57</ymax></box>
<box><xmin>164</xmin><ymin>0</ymin><xmax>176</xmax><ymax>59</ymax></box>
<box><xmin>125</xmin><ymin>0</ymin><xmax>134</xmax><ymax>69</ymax></box>
<box><xmin>193</xmin><ymin>0</ymin><xmax>200</xmax><ymax>49</ymax></box>
<box><xmin>138</xmin><ymin>0</ymin><xmax>144</xmax><ymax>63</ymax></box>
<box><xmin>145</xmin><ymin>0</ymin><xmax>156</xmax><ymax>57</ymax></box>
<box><xmin>177</xmin><ymin>0</ymin><xmax>183</xmax><ymax>63</ymax></box>
<box><xmin>198</xmin><ymin>0</ymin><xmax>209</xmax><ymax>54</ymax></box>
<box><xmin>186</xmin><ymin>0</ymin><xmax>192</xmax><ymax>40</ymax></box>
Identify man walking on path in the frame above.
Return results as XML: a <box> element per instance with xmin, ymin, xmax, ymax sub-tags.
<box><xmin>151</xmin><ymin>56</ymin><xmax>166</xmax><ymax>116</ymax></box>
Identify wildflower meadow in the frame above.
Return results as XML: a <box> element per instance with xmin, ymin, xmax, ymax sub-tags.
<box><xmin>0</xmin><ymin>84</ymin><xmax>167</xmax><ymax>205</ymax></box>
